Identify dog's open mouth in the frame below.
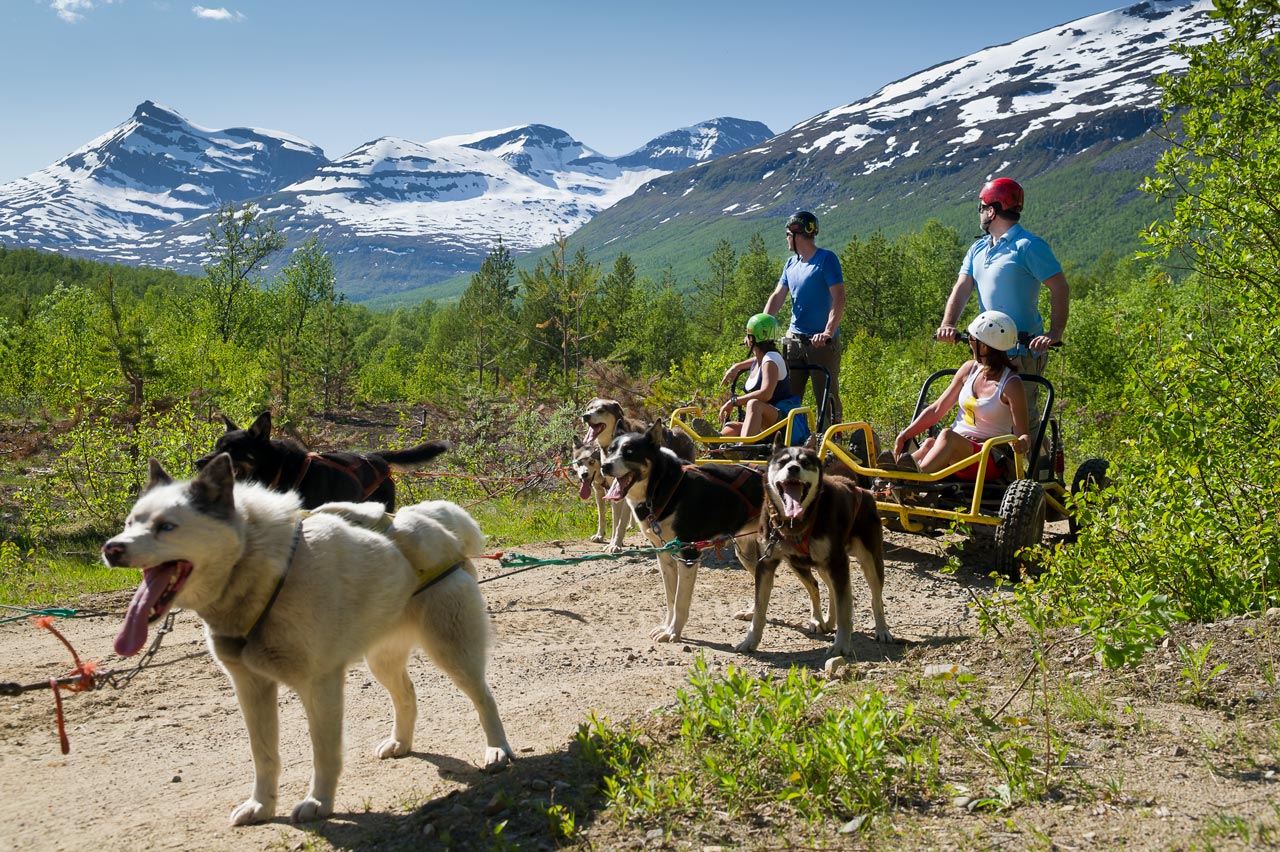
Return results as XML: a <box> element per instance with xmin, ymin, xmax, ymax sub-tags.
<box><xmin>115</xmin><ymin>560</ymin><xmax>193</xmax><ymax>657</ymax></box>
<box><xmin>584</xmin><ymin>421</ymin><xmax>605</xmax><ymax>442</ymax></box>
<box><xmin>577</xmin><ymin>474</ymin><xmax>594</xmax><ymax>499</ymax></box>
<box><xmin>604</xmin><ymin>471</ymin><xmax>635</xmax><ymax>501</ymax></box>
<box><xmin>777</xmin><ymin>480</ymin><xmax>810</xmax><ymax>519</ymax></box>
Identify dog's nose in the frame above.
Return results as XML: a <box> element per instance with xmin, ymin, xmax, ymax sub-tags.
<box><xmin>102</xmin><ymin>541</ymin><xmax>126</xmax><ymax>566</ymax></box>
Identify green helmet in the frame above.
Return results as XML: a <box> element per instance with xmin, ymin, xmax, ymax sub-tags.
<box><xmin>745</xmin><ymin>313</ymin><xmax>780</xmax><ymax>341</ymax></box>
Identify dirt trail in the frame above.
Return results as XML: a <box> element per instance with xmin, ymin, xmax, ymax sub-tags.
<box><xmin>0</xmin><ymin>530</ymin><xmax>987</xmax><ymax>852</ymax></box>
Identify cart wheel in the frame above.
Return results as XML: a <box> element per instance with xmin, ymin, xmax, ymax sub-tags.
<box><xmin>995</xmin><ymin>479</ymin><xmax>1046</xmax><ymax>579</ymax></box>
<box><xmin>1067</xmin><ymin>458</ymin><xmax>1111</xmax><ymax>540</ymax></box>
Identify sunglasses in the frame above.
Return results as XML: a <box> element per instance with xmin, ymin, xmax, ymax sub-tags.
<box><xmin>978</xmin><ymin>203</ymin><xmax>994</xmax><ymax>212</ymax></box>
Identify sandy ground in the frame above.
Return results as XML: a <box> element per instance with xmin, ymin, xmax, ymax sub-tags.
<box><xmin>0</xmin><ymin>525</ymin><xmax>977</xmax><ymax>852</ymax></box>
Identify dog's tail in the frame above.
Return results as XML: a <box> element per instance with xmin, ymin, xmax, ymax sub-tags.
<box><xmin>372</xmin><ymin>440</ymin><xmax>452</xmax><ymax>470</ymax></box>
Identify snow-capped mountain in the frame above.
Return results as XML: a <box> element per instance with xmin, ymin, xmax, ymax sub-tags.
<box><xmin>0</xmin><ymin>108</ymin><xmax>773</xmax><ymax>298</ymax></box>
<box><xmin>614</xmin><ymin>118</ymin><xmax>775</xmax><ymax>170</ymax></box>
<box><xmin>572</xmin><ymin>0</ymin><xmax>1220</xmax><ymax>284</ymax></box>
<box><xmin>0</xmin><ymin>101</ymin><xmax>325</xmax><ymax>246</ymax></box>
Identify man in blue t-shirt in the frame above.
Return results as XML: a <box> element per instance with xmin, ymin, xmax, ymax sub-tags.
<box><xmin>937</xmin><ymin>178</ymin><xmax>1069</xmax><ymax>434</ymax></box>
<box><xmin>725</xmin><ymin>210</ymin><xmax>846</xmax><ymax>424</ymax></box>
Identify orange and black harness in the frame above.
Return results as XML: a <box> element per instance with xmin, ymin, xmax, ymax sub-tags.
<box><xmin>268</xmin><ymin>452</ymin><xmax>391</xmax><ymax>500</ymax></box>
<box><xmin>764</xmin><ymin>498</ymin><xmax>821</xmax><ymax>559</ymax></box>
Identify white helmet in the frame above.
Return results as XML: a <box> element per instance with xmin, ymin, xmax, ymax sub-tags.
<box><xmin>967</xmin><ymin>310</ymin><xmax>1018</xmax><ymax>351</ymax></box>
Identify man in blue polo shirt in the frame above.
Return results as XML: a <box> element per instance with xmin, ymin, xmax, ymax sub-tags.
<box><xmin>724</xmin><ymin>210</ymin><xmax>846</xmax><ymax>424</ymax></box>
<box><xmin>936</xmin><ymin>178</ymin><xmax>1068</xmax><ymax>433</ymax></box>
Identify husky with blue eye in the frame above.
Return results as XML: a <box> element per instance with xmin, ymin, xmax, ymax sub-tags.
<box><xmin>102</xmin><ymin>454</ymin><xmax>512</xmax><ymax>826</ymax></box>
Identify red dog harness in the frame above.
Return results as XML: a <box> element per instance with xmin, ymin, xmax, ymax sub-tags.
<box><xmin>268</xmin><ymin>452</ymin><xmax>391</xmax><ymax>499</ymax></box>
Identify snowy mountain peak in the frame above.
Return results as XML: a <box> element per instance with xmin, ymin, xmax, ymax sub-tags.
<box><xmin>614</xmin><ymin>117</ymin><xmax>775</xmax><ymax>170</ymax></box>
<box><xmin>0</xmin><ymin>101</ymin><xmax>327</xmax><ymax>247</ymax></box>
<box><xmin>786</xmin><ymin>0</ymin><xmax>1215</xmax><ymax>165</ymax></box>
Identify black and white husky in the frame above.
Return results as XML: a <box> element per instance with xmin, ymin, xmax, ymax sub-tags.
<box><xmin>600</xmin><ymin>421</ymin><xmax>764</xmax><ymax>643</ymax></box>
<box><xmin>102</xmin><ymin>455</ymin><xmax>512</xmax><ymax>826</ymax></box>
<box><xmin>741</xmin><ymin>440</ymin><xmax>892</xmax><ymax>659</ymax></box>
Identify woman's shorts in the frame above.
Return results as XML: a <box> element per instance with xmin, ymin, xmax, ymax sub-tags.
<box><xmin>953</xmin><ymin>434</ymin><xmax>1007</xmax><ymax>481</ymax></box>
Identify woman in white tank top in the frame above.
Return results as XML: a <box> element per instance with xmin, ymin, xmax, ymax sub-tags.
<box><xmin>884</xmin><ymin>311</ymin><xmax>1030</xmax><ymax>476</ymax></box>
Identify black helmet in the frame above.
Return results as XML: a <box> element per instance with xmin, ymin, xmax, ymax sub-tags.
<box><xmin>786</xmin><ymin>211</ymin><xmax>818</xmax><ymax>237</ymax></box>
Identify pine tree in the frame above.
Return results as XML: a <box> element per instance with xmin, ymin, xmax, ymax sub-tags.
<box><xmin>457</xmin><ymin>239</ymin><xmax>518</xmax><ymax>389</ymax></box>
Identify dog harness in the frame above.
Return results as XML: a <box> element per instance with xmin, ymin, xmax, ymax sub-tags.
<box><xmin>243</xmin><ymin>516</ymin><xmax>306</xmax><ymax>639</ymax></box>
<box><xmin>764</xmin><ymin>499</ymin><xmax>820</xmax><ymax>558</ymax></box>
<box><xmin>239</xmin><ymin>511</ymin><xmax>466</xmax><ymax>639</ymax></box>
<box><xmin>268</xmin><ymin>452</ymin><xmax>392</xmax><ymax>499</ymax></box>
<box><xmin>636</xmin><ymin>464</ymin><xmax>763</xmax><ymax>540</ymax></box>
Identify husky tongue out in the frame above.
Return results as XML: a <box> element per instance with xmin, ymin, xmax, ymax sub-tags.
<box><xmin>115</xmin><ymin>561</ymin><xmax>192</xmax><ymax>657</ymax></box>
<box><xmin>584</xmin><ymin>422</ymin><xmax>604</xmax><ymax>443</ymax></box>
<box><xmin>577</xmin><ymin>476</ymin><xmax>594</xmax><ymax>499</ymax></box>
<box><xmin>777</xmin><ymin>480</ymin><xmax>809</xmax><ymax>519</ymax></box>
<box><xmin>603</xmin><ymin>472</ymin><xmax>635</xmax><ymax>501</ymax></box>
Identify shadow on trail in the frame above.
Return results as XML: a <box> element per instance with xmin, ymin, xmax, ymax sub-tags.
<box><xmin>300</xmin><ymin>739</ymin><xmax>616</xmax><ymax>852</ymax></box>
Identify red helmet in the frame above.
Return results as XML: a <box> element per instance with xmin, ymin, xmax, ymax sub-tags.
<box><xmin>979</xmin><ymin>177</ymin><xmax>1024</xmax><ymax>214</ymax></box>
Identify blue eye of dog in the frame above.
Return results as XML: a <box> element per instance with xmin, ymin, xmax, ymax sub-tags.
<box><xmin>157</xmin><ymin>521</ymin><xmax>176</xmax><ymax>533</ymax></box>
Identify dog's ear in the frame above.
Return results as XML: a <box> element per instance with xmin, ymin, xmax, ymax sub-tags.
<box><xmin>803</xmin><ymin>433</ymin><xmax>820</xmax><ymax>451</ymax></box>
<box><xmin>248</xmin><ymin>411</ymin><xmax>272</xmax><ymax>440</ymax></box>
<box><xmin>145</xmin><ymin>458</ymin><xmax>173</xmax><ymax>492</ymax></box>
<box><xmin>193</xmin><ymin>452</ymin><xmax>213</xmax><ymax>471</ymax></box>
<box><xmin>772</xmin><ymin>431</ymin><xmax>787</xmax><ymax>452</ymax></box>
<box><xmin>190</xmin><ymin>453</ymin><xmax>236</xmax><ymax>518</ymax></box>
<box><xmin>572</xmin><ymin>434</ymin><xmax>584</xmax><ymax>449</ymax></box>
<box><xmin>646</xmin><ymin>420</ymin><xmax>665</xmax><ymax>445</ymax></box>
<box><xmin>219</xmin><ymin>413</ymin><xmax>239</xmax><ymax>432</ymax></box>
<box><xmin>604</xmin><ymin>401</ymin><xmax>625</xmax><ymax>420</ymax></box>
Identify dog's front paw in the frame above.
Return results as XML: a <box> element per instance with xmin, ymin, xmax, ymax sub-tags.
<box><xmin>734</xmin><ymin>633</ymin><xmax>761</xmax><ymax>654</ymax></box>
<box><xmin>482</xmin><ymin>746</ymin><xmax>513</xmax><ymax>773</ymax></box>
<box><xmin>602</xmin><ymin>542</ymin><xmax>623</xmax><ymax>554</ymax></box>
<box><xmin>732</xmin><ymin>607</ymin><xmax>755</xmax><ymax>621</ymax></box>
<box><xmin>873</xmin><ymin>626</ymin><xmax>895</xmax><ymax>644</ymax></box>
<box><xmin>590</xmin><ymin>533</ymin><xmax>606</xmax><ymax>543</ymax></box>
<box><xmin>229</xmin><ymin>798</ymin><xmax>275</xmax><ymax>826</ymax></box>
<box><xmin>375</xmin><ymin>737</ymin><xmax>411</xmax><ymax>759</ymax></box>
<box><xmin>290</xmin><ymin>796</ymin><xmax>334</xmax><ymax>823</ymax></box>
<box><xmin>648</xmin><ymin>624</ymin><xmax>680</xmax><ymax>642</ymax></box>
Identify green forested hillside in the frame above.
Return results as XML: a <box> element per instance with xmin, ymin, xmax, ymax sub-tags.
<box><xmin>366</xmin><ymin>129</ymin><xmax>1170</xmax><ymax>312</ymax></box>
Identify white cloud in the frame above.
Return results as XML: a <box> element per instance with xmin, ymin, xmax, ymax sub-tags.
<box><xmin>49</xmin><ymin>0</ymin><xmax>115</xmax><ymax>24</ymax></box>
<box><xmin>192</xmin><ymin>6</ymin><xmax>246</xmax><ymax>22</ymax></box>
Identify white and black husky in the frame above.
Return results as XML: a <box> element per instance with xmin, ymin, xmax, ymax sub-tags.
<box><xmin>600</xmin><ymin>421</ymin><xmax>764</xmax><ymax>643</ymax></box>
<box><xmin>102</xmin><ymin>454</ymin><xmax>513</xmax><ymax>826</ymax></box>
<box><xmin>742</xmin><ymin>439</ymin><xmax>893</xmax><ymax>659</ymax></box>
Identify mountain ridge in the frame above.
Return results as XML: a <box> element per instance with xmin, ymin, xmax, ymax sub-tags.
<box><xmin>0</xmin><ymin>107</ymin><xmax>773</xmax><ymax>298</ymax></box>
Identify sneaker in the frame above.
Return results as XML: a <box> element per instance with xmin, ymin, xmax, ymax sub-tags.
<box><xmin>876</xmin><ymin>449</ymin><xmax>900</xmax><ymax>471</ymax></box>
<box><xmin>895</xmin><ymin>453</ymin><xmax>920</xmax><ymax>473</ymax></box>
<box><xmin>719</xmin><ymin>442</ymin><xmax>744</xmax><ymax>461</ymax></box>
<box><xmin>688</xmin><ymin>417</ymin><xmax>719</xmax><ymax>439</ymax></box>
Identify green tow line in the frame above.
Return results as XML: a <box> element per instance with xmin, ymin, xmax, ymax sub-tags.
<box><xmin>0</xmin><ymin>606</ymin><xmax>78</xmax><ymax>625</ymax></box>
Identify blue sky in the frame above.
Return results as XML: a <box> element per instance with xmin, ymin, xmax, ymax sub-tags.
<box><xmin>1</xmin><ymin>0</ymin><xmax>1131</xmax><ymax>184</ymax></box>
